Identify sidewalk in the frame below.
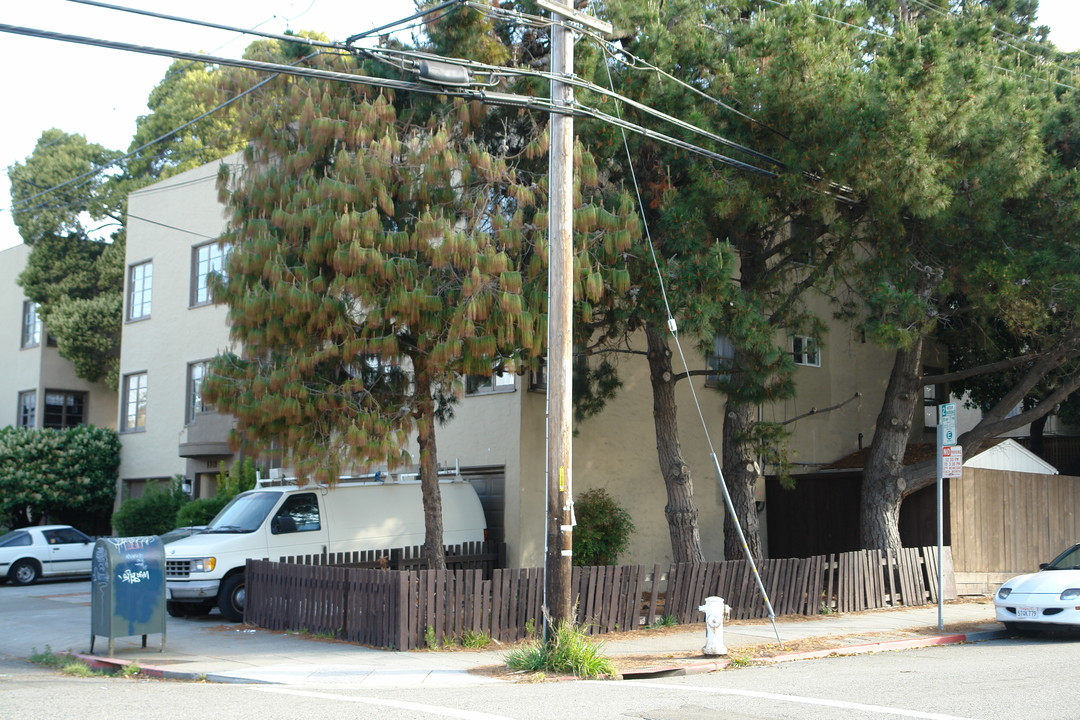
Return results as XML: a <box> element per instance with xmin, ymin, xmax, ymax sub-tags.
<box><xmin>2</xmin><ymin>583</ymin><xmax>1004</xmax><ymax>687</ymax></box>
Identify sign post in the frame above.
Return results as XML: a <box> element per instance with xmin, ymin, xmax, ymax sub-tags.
<box><xmin>936</xmin><ymin>403</ymin><xmax>960</xmax><ymax>631</ymax></box>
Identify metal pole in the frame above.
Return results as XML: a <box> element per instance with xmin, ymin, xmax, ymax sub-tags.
<box><xmin>544</xmin><ymin>0</ymin><xmax>575</xmax><ymax>628</ymax></box>
<box><xmin>936</xmin><ymin>410</ymin><xmax>945</xmax><ymax>631</ymax></box>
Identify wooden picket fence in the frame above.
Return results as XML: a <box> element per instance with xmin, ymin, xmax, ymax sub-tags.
<box><xmin>245</xmin><ymin>545</ymin><xmax>953</xmax><ymax>650</ymax></box>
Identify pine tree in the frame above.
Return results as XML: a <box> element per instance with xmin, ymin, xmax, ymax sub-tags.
<box><xmin>204</xmin><ymin>47</ymin><xmax>636</xmax><ymax>568</ymax></box>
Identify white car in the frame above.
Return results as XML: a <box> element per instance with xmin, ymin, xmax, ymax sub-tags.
<box><xmin>995</xmin><ymin>543</ymin><xmax>1080</xmax><ymax>633</ymax></box>
<box><xmin>0</xmin><ymin>525</ymin><xmax>95</xmax><ymax>586</ymax></box>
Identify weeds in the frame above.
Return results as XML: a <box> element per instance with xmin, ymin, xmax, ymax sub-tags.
<box><xmin>725</xmin><ymin>652</ymin><xmax>753</xmax><ymax>669</ymax></box>
<box><xmin>29</xmin><ymin>647</ymin><xmax>63</xmax><ymax>668</ymax></box>
<box><xmin>649</xmin><ymin>615</ymin><xmax>678</xmax><ymax>629</ymax></box>
<box><xmin>504</xmin><ymin>619</ymin><xmax>615</xmax><ymax>679</ymax></box>
<box><xmin>424</xmin><ymin>625</ymin><xmax>439</xmax><ymax>650</ymax></box>
<box><xmin>118</xmin><ymin>663</ymin><xmax>142</xmax><ymax>678</ymax></box>
<box><xmin>461</xmin><ymin>629</ymin><xmax>491</xmax><ymax>649</ymax></box>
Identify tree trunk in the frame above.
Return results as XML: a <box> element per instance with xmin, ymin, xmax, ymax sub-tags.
<box><xmin>413</xmin><ymin>366</ymin><xmax>447</xmax><ymax>570</ymax></box>
<box><xmin>860</xmin><ymin>336</ymin><xmax>925</xmax><ymax>550</ymax></box>
<box><xmin>1028</xmin><ymin>413</ymin><xmax>1048</xmax><ymax>458</ymax></box>
<box><xmin>722</xmin><ymin>399</ymin><xmax>763</xmax><ymax>561</ymax></box>
<box><xmin>645</xmin><ymin>327</ymin><xmax>706</xmax><ymax>564</ymax></box>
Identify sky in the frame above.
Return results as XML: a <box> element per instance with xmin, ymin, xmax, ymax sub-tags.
<box><xmin>1</xmin><ymin>0</ymin><xmax>1078</xmax><ymax>252</ymax></box>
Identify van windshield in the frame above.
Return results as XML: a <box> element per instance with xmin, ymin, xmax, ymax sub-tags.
<box><xmin>205</xmin><ymin>492</ymin><xmax>280</xmax><ymax>533</ymax></box>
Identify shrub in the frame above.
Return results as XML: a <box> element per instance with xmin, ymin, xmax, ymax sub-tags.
<box><xmin>0</xmin><ymin>425</ymin><xmax>118</xmax><ymax>529</ymax></box>
<box><xmin>572</xmin><ymin>488</ymin><xmax>635</xmax><ymax>566</ymax></box>
<box><xmin>504</xmin><ymin>619</ymin><xmax>615</xmax><ymax>678</ymax></box>
<box><xmin>111</xmin><ymin>480</ymin><xmax>187</xmax><ymax>536</ymax></box>
<box><xmin>175</xmin><ymin>495</ymin><xmax>229</xmax><ymax>527</ymax></box>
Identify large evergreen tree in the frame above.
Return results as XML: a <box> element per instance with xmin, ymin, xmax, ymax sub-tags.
<box><xmin>204</xmin><ymin>42</ymin><xmax>635</xmax><ymax>568</ymax></box>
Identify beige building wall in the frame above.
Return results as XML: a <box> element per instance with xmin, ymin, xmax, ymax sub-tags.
<box><xmin>0</xmin><ymin>243</ymin><xmax>117</xmax><ymax>431</ymax></box>
<box><xmin>118</xmin><ymin>157</ymin><xmax>238</xmax><ymax>499</ymax></box>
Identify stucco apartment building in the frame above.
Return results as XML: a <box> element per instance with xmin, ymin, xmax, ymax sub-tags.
<box><xmin>110</xmin><ymin>155</ymin><xmax>938</xmax><ymax>570</ymax></box>
<box><xmin>0</xmin><ymin>243</ymin><xmax>116</xmax><ymax>433</ymax></box>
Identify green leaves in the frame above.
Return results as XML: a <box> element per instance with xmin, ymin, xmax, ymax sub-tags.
<box><xmin>0</xmin><ymin>426</ymin><xmax>119</xmax><ymax>529</ymax></box>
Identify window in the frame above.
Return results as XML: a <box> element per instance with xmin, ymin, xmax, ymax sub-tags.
<box><xmin>21</xmin><ymin>302</ymin><xmax>42</xmax><ymax>348</ymax></box>
<box><xmin>21</xmin><ymin>301</ymin><xmax>42</xmax><ymax>348</ymax></box>
<box><xmin>466</xmin><ymin>370</ymin><xmax>515</xmax><ymax>395</ymax></box>
<box><xmin>271</xmin><ymin>493</ymin><xmax>322</xmax><ymax>534</ymax></box>
<box><xmin>187</xmin><ymin>361</ymin><xmax>213</xmax><ymax>422</ymax></box>
<box><xmin>528</xmin><ymin>358</ymin><xmax>548</xmax><ymax>392</ymax></box>
<box><xmin>791</xmin><ymin>336</ymin><xmax>820</xmax><ymax>367</ymax></box>
<box><xmin>18</xmin><ymin>390</ymin><xmax>36</xmax><ymax>428</ymax></box>
<box><xmin>128</xmin><ymin>261</ymin><xmax>153</xmax><ymax>320</ymax></box>
<box><xmin>43</xmin><ymin>390</ymin><xmax>85</xmax><ymax>429</ymax></box>
<box><xmin>42</xmin><ymin>527</ymin><xmax>91</xmax><ymax>545</ymax></box>
<box><xmin>705</xmin><ymin>335</ymin><xmax>736</xmax><ymax>387</ymax></box>
<box><xmin>191</xmin><ymin>242</ymin><xmax>227</xmax><ymax>306</ymax></box>
<box><xmin>122</xmin><ymin>372</ymin><xmax>148</xmax><ymax>432</ymax></box>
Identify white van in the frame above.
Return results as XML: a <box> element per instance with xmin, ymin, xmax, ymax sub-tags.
<box><xmin>164</xmin><ymin>477</ymin><xmax>486</xmax><ymax>621</ymax></box>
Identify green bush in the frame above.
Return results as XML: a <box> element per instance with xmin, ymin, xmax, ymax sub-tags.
<box><xmin>0</xmin><ymin>425</ymin><xmax>119</xmax><ymax>529</ymax></box>
<box><xmin>111</xmin><ymin>480</ymin><xmax>187</xmax><ymax>536</ymax></box>
<box><xmin>573</xmin><ymin>488</ymin><xmax>635</xmax><ymax>567</ymax></box>
<box><xmin>504</xmin><ymin>619</ymin><xmax>615</xmax><ymax>678</ymax></box>
<box><xmin>175</xmin><ymin>495</ymin><xmax>229</xmax><ymax>526</ymax></box>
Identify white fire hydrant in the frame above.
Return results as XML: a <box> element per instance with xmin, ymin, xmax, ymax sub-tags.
<box><xmin>698</xmin><ymin>595</ymin><xmax>730</xmax><ymax>656</ymax></box>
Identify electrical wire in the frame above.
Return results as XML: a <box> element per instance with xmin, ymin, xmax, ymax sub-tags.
<box><xmin>358</xmin><ymin>46</ymin><xmax>784</xmax><ymax>168</ymax></box>
<box><xmin>7</xmin><ymin>49</ymin><xmax>325</xmax><ymax>211</ymax></box>
<box><xmin>66</xmin><ymin>0</ymin><xmax>343</xmax><ymax>50</ymax></box>
<box><xmin>464</xmin><ymin>0</ymin><xmax>788</xmax><ymax>140</ymax></box>
<box><xmin>0</xmin><ymin>24</ymin><xmax>779</xmax><ymax>180</ymax></box>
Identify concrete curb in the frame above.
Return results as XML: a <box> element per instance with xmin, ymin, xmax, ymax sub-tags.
<box><xmin>620</xmin><ymin>629</ymin><xmax>1009</xmax><ymax>680</ymax></box>
<box><xmin>60</xmin><ymin>628</ymin><xmax>1010</xmax><ymax>684</ymax></box>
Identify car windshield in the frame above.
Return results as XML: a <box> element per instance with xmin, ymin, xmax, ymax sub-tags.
<box><xmin>205</xmin><ymin>492</ymin><xmax>280</xmax><ymax>533</ymax></box>
<box><xmin>1045</xmin><ymin>544</ymin><xmax>1080</xmax><ymax>570</ymax></box>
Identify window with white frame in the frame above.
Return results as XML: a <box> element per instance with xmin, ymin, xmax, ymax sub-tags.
<box><xmin>43</xmin><ymin>390</ymin><xmax>85</xmax><ymax>429</ymax></box>
<box><xmin>791</xmin><ymin>336</ymin><xmax>820</xmax><ymax>367</ymax></box>
<box><xmin>21</xmin><ymin>301</ymin><xmax>42</xmax><ymax>348</ymax></box>
<box><xmin>128</xmin><ymin>261</ymin><xmax>153</xmax><ymax>320</ymax></box>
<box><xmin>187</xmin><ymin>361</ymin><xmax>214</xmax><ymax>422</ymax></box>
<box><xmin>191</xmin><ymin>242</ymin><xmax>227</xmax><ymax>306</ymax></box>
<box><xmin>17</xmin><ymin>390</ymin><xmax>36</xmax><ymax>428</ymax></box>
<box><xmin>705</xmin><ymin>335</ymin><xmax>736</xmax><ymax>387</ymax></box>
<box><xmin>122</xmin><ymin>372</ymin><xmax>148</xmax><ymax>432</ymax></box>
<box><xmin>466</xmin><ymin>369</ymin><xmax>515</xmax><ymax>395</ymax></box>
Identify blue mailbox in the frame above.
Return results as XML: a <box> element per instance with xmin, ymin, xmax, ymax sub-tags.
<box><xmin>91</xmin><ymin>536</ymin><xmax>166</xmax><ymax>656</ymax></box>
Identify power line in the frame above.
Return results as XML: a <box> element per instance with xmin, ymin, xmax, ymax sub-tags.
<box><xmin>66</xmin><ymin>0</ymin><xmax>343</xmax><ymax>50</ymax></box>
<box><xmin>0</xmin><ymin>23</ymin><xmax>779</xmax><ymax>179</ymax></box>
<box><xmin>359</xmin><ymin>46</ymin><xmax>784</xmax><ymax>168</ymax></box>
<box><xmin>7</xmin><ymin>51</ymin><xmax>322</xmax><ymax>211</ymax></box>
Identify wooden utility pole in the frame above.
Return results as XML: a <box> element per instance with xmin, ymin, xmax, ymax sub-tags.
<box><xmin>537</xmin><ymin>0</ymin><xmax>612</xmax><ymax>631</ymax></box>
<box><xmin>544</xmin><ymin>0</ymin><xmax>575</xmax><ymax>628</ymax></box>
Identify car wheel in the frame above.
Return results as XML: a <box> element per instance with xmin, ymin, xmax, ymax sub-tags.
<box><xmin>9</xmin><ymin>559</ymin><xmax>41</xmax><ymax>586</ymax></box>
<box><xmin>1004</xmin><ymin>621</ymin><xmax>1039</xmax><ymax>637</ymax></box>
<box><xmin>217</xmin><ymin>573</ymin><xmax>246</xmax><ymax>623</ymax></box>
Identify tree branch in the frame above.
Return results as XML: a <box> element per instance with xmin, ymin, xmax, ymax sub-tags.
<box><xmin>920</xmin><ymin>353</ymin><xmax>1039</xmax><ymax>387</ymax></box>
<box><xmin>780</xmin><ymin>392</ymin><xmax>862</xmax><ymax>426</ymax></box>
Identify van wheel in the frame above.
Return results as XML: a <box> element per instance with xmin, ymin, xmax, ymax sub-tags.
<box><xmin>218</xmin><ymin>573</ymin><xmax>246</xmax><ymax>622</ymax></box>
